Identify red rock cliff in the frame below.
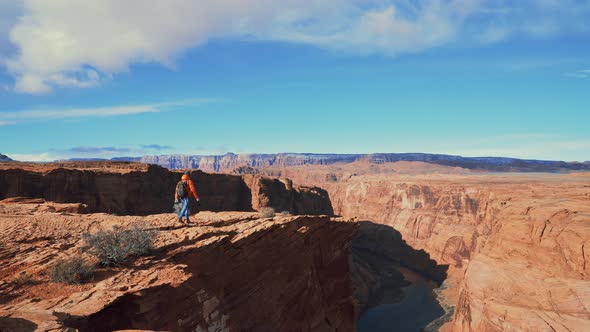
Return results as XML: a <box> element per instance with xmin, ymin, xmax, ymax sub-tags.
<box><xmin>261</xmin><ymin>165</ymin><xmax>590</xmax><ymax>332</ymax></box>
<box><xmin>0</xmin><ymin>201</ymin><xmax>357</xmax><ymax>331</ymax></box>
<box><xmin>0</xmin><ymin>162</ymin><xmax>333</xmax><ymax>216</ymax></box>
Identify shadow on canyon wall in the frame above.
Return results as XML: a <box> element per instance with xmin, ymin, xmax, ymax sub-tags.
<box><xmin>0</xmin><ymin>317</ymin><xmax>38</xmax><ymax>332</ymax></box>
<box><xmin>351</xmin><ymin>221</ymin><xmax>449</xmax><ymax>320</ymax></box>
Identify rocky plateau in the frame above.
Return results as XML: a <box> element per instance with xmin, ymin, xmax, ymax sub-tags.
<box><xmin>0</xmin><ymin>199</ymin><xmax>357</xmax><ymax>331</ymax></box>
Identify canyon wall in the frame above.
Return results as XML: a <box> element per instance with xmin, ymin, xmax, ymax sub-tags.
<box><xmin>333</xmin><ymin>175</ymin><xmax>589</xmax><ymax>331</ymax></box>
<box><xmin>0</xmin><ymin>162</ymin><xmax>332</xmax><ymax>216</ymax></box>
<box><xmin>271</xmin><ymin>166</ymin><xmax>590</xmax><ymax>332</ymax></box>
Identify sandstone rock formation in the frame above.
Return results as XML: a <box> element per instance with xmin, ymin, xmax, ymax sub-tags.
<box><xmin>265</xmin><ymin>164</ymin><xmax>590</xmax><ymax>331</ymax></box>
<box><xmin>0</xmin><ymin>162</ymin><xmax>333</xmax><ymax>216</ymax></box>
<box><xmin>113</xmin><ymin>152</ymin><xmax>590</xmax><ymax>172</ymax></box>
<box><xmin>242</xmin><ymin>175</ymin><xmax>333</xmax><ymax>215</ymax></box>
<box><xmin>0</xmin><ymin>200</ymin><xmax>357</xmax><ymax>331</ymax></box>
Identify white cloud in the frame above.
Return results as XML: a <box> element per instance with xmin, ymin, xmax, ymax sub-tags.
<box><xmin>0</xmin><ymin>0</ymin><xmax>589</xmax><ymax>93</ymax></box>
<box><xmin>427</xmin><ymin>136</ymin><xmax>590</xmax><ymax>162</ymax></box>
<box><xmin>9</xmin><ymin>144</ymin><xmax>175</xmax><ymax>161</ymax></box>
<box><xmin>0</xmin><ymin>98</ymin><xmax>219</xmax><ymax>123</ymax></box>
<box><xmin>4</xmin><ymin>105</ymin><xmax>159</xmax><ymax>120</ymax></box>
<box><xmin>479</xmin><ymin>26</ymin><xmax>511</xmax><ymax>44</ymax></box>
<box><xmin>9</xmin><ymin>152</ymin><xmax>61</xmax><ymax>162</ymax></box>
<box><xmin>566</xmin><ymin>69</ymin><xmax>590</xmax><ymax>79</ymax></box>
<box><xmin>274</xmin><ymin>4</ymin><xmax>461</xmax><ymax>55</ymax></box>
<box><xmin>0</xmin><ymin>0</ymin><xmax>22</xmax><ymax>54</ymax></box>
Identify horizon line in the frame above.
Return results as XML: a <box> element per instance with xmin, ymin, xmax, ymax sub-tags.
<box><xmin>4</xmin><ymin>151</ymin><xmax>589</xmax><ymax>164</ymax></box>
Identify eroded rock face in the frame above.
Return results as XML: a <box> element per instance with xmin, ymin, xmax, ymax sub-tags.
<box><xmin>257</xmin><ymin>165</ymin><xmax>590</xmax><ymax>332</ymax></box>
<box><xmin>0</xmin><ymin>201</ymin><xmax>357</xmax><ymax>332</ymax></box>
<box><xmin>453</xmin><ymin>201</ymin><xmax>590</xmax><ymax>332</ymax></box>
<box><xmin>243</xmin><ymin>175</ymin><xmax>334</xmax><ymax>215</ymax></box>
<box><xmin>0</xmin><ymin>162</ymin><xmax>333</xmax><ymax>216</ymax></box>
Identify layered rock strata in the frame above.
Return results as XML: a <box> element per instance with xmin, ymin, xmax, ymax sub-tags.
<box><xmin>0</xmin><ymin>200</ymin><xmax>356</xmax><ymax>331</ymax></box>
<box><xmin>258</xmin><ymin>165</ymin><xmax>590</xmax><ymax>331</ymax></box>
<box><xmin>0</xmin><ymin>162</ymin><xmax>332</xmax><ymax>216</ymax></box>
<box><xmin>116</xmin><ymin>152</ymin><xmax>590</xmax><ymax>172</ymax></box>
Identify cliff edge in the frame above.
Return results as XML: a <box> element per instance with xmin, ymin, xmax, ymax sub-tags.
<box><xmin>0</xmin><ymin>200</ymin><xmax>357</xmax><ymax>331</ymax></box>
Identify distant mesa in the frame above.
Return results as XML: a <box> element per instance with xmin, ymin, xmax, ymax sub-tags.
<box><xmin>0</xmin><ymin>153</ymin><xmax>13</xmax><ymax>162</ymax></box>
<box><xmin>108</xmin><ymin>152</ymin><xmax>590</xmax><ymax>173</ymax></box>
<box><xmin>14</xmin><ymin>152</ymin><xmax>589</xmax><ymax>173</ymax></box>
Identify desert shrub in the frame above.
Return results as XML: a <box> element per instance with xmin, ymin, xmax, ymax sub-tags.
<box><xmin>280</xmin><ymin>210</ymin><xmax>291</xmax><ymax>216</ymax></box>
<box><xmin>82</xmin><ymin>226</ymin><xmax>157</xmax><ymax>266</ymax></box>
<box><xmin>50</xmin><ymin>256</ymin><xmax>95</xmax><ymax>284</ymax></box>
<box><xmin>13</xmin><ymin>271</ymin><xmax>35</xmax><ymax>285</ymax></box>
<box><xmin>326</xmin><ymin>173</ymin><xmax>338</xmax><ymax>182</ymax></box>
<box><xmin>258</xmin><ymin>207</ymin><xmax>276</xmax><ymax>218</ymax></box>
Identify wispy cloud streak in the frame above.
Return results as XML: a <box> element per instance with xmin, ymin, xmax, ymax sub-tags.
<box><xmin>566</xmin><ymin>69</ymin><xmax>590</xmax><ymax>79</ymax></box>
<box><xmin>141</xmin><ymin>144</ymin><xmax>173</xmax><ymax>151</ymax></box>
<box><xmin>0</xmin><ymin>98</ymin><xmax>220</xmax><ymax>124</ymax></box>
<box><xmin>68</xmin><ymin>146</ymin><xmax>132</xmax><ymax>154</ymax></box>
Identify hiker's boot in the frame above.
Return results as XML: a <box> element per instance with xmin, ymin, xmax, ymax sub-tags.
<box><xmin>186</xmin><ymin>218</ymin><xmax>191</xmax><ymax>224</ymax></box>
<box><xmin>178</xmin><ymin>217</ymin><xmax>183</xmax><ymax>223</ymax></box>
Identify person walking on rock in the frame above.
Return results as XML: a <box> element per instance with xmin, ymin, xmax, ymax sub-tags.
<box><xmin>175</xmin><ymin>171</ymin><xmax>200</xmax><ymax>224</ymax></box>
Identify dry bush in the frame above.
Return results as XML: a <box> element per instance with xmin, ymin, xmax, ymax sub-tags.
<box><xmin>82</xmin><ymin>226</ymin><xmax>157</xmax><ymax>266</ymax></box>
<box><xmin>13</xmin><ymin>271</ymin><xmax>35</xmax><ymax>285</ymax></box>
<box><xmin>258</xmin><ymin>207</ymin><xmax>276</xmax><ymax>218</ymax></box>
<box><xmin>50</xmin><ymin>256</ymin><xmax>95</xmax><ymax>284</ymax></box>
<box><xmin>280</xmin><ymin>210</ymin><xmax>291</xmax><ymax>216</ymax></box>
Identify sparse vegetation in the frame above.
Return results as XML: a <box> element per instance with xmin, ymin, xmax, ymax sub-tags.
<box><xmin>82</xmin><ymin>226</ymin><xmax>157</xmax><ymax>266</ymax></box>
<box><xmin>13</xmin><ymin>271</ymin><xmax>35</xmax><ymax>285</ymax></box>
<box><xmin>326</xmin><ymin>173</ymin><xmax>338</xmax><ymax>182</ymax></box>
<box><xmin>280</xmin><ymin>210</ymin><xmax>291</xmax><ymax>216</ymax></box>
<box><xmin>258</xmin><ymin>207</ymin><xmax>276</xmax><ymax>218</ymax></box>
<box><xmin>50</xmin><ymin>256</ymin><xmax>95</xmax><ymax>284</ymax></box>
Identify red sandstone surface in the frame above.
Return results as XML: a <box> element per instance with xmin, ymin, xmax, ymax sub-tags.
<box><xmin>254</xmin><ymin>162</ymin><xmax>590</xmax><ymax>331</ymax></box>
<box><xmin>0</xmin><ymin>199</ymin><xmax>357</xmax><ymax>331</ymax></box>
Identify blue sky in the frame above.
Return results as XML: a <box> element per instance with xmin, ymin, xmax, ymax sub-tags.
<box><xmin>0</xmin><ymin>0</ymin><xmax>589</xmax><ymax>161</ymax></box>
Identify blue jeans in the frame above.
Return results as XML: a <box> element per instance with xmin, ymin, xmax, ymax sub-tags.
<box><xmin>178</xmin><ymin>197</ymin><xmax>190</xmax><ymax>219</ymax></box>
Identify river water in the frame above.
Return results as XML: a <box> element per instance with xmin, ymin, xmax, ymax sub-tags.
<box><xmin>357</xmin><ymin>267</ymin><xmax>446</xmax><ymax>332</ymax></box>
